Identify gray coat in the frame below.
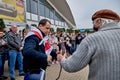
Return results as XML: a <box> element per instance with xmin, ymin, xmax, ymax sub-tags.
<box><xmin>7</xmin><ymin>31</ymin><xmax>22</xmax><ymax>51</ymax></box>
<box><xmin>61</xmin><ymin>22</ymin><xmax>120</xmax><ymax>80</ymax></box>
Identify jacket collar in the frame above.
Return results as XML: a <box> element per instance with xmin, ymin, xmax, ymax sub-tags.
<box><xmin>36</xmin><ymin>27</ymin><xmax>46</xmax><ymax>37</ymax></box>
<box><xmin>99</xmin><ymin>22</ymin><xmax>120</xmax><ymax>31</ymax></box>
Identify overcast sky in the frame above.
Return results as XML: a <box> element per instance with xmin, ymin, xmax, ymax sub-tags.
<box><xmin>67</xmin><ymin>0</ymin><xmax>120</xmax><ymax>29</ymax></box>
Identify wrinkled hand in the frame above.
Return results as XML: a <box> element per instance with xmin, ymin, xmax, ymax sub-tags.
<box><xmin>57</xmin><ymin>50</ymin><xmax>67</xmax><ymax>62</ymax></box>
<box><xmin>47</xmin><ymin>55</ymin><xmax>52</xmax><ymax>62</ymax></box>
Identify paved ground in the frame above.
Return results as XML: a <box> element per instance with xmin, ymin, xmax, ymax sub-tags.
<box><xmin>4</xmin><ymin>61</ymin><xmax>89</xmax><ymax>80</ymax></box>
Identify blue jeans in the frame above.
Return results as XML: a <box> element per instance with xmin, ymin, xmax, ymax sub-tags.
<box><xmin>9</xmin><ymin>50</ymin><xmax>24</xmax><ymax>78</ymax></box>
<box><xmin>0</xmin><ymin>54</ymin><xmax>6</xmax><ymax>76</ymax></box>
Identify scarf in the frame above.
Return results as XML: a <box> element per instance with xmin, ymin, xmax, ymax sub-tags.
<box><xmin>25</xmin><ymin>27</ymin><xmax>53</xmax><ymax>55</ymax></box>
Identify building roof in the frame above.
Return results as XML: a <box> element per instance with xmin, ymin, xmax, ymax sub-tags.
<box><xmin>47</xmin><ymin>0</ymin><xmax>76</xmax><ymax>28</ymax></box>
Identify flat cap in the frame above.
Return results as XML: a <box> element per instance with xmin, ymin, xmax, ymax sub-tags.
<box><xmin>92</xmin><ymin>9</ymin><xmax>120</xmax><ymax>21</ymax></box>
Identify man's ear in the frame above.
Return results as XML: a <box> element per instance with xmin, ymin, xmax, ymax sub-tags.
<box><xmin>38</xmin><ymin>24</ymin><xmax>41</xmax><ymax>27</ymax></box>
<box><xmin>38</xmin><ymin>25</ymin><xmax>42</xmax><ymax>29</ymax></box>
<box><xmin>98</xmin><ymin>19</ymin><xmax>102</xmax><ymax>24</ymax></box>
<box><xmin>98</xmin><ymin>19</ymin><xmax>103</xmax><ymax>28</ymax></box>
<box><xmin>96</xmin><ymin>19</ymin><xmax>102</xmax><ymax>29</ymax></box>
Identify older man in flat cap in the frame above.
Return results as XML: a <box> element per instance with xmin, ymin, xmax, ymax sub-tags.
<box><xmin>57</xmin><ymin>9</ymin><xmax>120</xmax><ymax>80</ymax></box>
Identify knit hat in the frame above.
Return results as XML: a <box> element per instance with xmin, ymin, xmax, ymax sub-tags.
<box><xmin>92</xmin><ymin>9</ymin><xmax>120</xmax><ymax>21</ymax></box>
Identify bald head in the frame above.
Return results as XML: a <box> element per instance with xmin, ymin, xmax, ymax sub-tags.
<box><xmin>11</xmin><ymin>25</ymin><xmax>18</xmax><ymax>33</ymax></box>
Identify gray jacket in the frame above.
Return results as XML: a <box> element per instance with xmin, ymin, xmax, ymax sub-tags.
<box><xmin>7</xmin><ymin>31</ymin><xmax>22</xmax><ymax>51</ymax></box>
<box><xmin>61</xmin><ymin>22</ymin><xmax>120</xmax><ymax>80</ymax></box>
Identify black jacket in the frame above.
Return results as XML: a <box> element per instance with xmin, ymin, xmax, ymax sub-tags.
<box><xmin>0</xmin><ymin>38</ymin><xmax>8</xmax><ymax>54</ymax></box>
<box><xmin>23</xmin><ymin>29</ymin><xmax>47</xmax><ymax>71</ymax></box>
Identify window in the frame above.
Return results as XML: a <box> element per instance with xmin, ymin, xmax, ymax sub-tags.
<box><xmin>45</xmin><ymin>5</ymin><xmax>50</xmax><ymax>18</ymax></box>
<box><xmin>50</xmin><ymin>10</ymin><xmax>54</xmax><ymax>19</ymax></box>
<box><xmin>54</xmin><ymin>12</ymin><xmax>58</xmax><ymax>20</ymax></box>
<box><xmin>26</xmin><ymin>0</ymin><xmax>30</xmax><ymax>12</ymax></box>
<box><xmin>39</xmin><ymin>3</ymin><xmax>44</xmax><ymax>16</ymax></box>
<box><xmin>49</xmin><ymin>6</ymin><xmax>54</xmax><ymax>19</ymax></box>
<box><xmin>39</xmin><ymin>0</ymin><xmax>44</xmax><ymax>4</ymax></box>
<box><xmin>31</xmin><ymin>0</ymin><xmax>38</xmax><ymax>14</ymax></box>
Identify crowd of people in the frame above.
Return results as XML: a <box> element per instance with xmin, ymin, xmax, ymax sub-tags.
<box><xmin>0</xmin><ymin>19</ymin><xmax>86</xmax><ymax>80</ymax></box>
<box><xmin>0</xmin><ymin>9</ymin><xmax>120</xmax><ymax>80</ymax></box>
<box><xmin>0</xmin><ymin>25</ymin><xmax>25</xmax><ymax>80</ymax></box>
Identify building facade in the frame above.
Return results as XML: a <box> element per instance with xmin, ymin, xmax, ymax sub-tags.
<box><xmin>0</xmin><ymin>0</ymin><xmax>76</xmax><ymax>31</ymax></box>
<box><xmin>26</xmin><ymin>0</ymin><xmax>76</xmax><ymax>31</ymax></box>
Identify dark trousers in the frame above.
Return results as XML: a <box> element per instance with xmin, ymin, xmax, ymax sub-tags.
<box><xmin>0</xmin><ymin>54</ymin><xmax>6</xmax><ymax>76</ymax></box>
<box><xmin>50</xmin><ymin>49</ymin><xmax>57</xmax><ymax>61</ymax></box>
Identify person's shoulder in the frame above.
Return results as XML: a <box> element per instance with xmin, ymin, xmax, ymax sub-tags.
<box><xmin>26</xmin><ymin>35</ymin><xmax>40</xmax><ymax>40</ymax></box>
<box><xmin>86</xmin><ymin>31</ymin><xmax>103</xmax><ymax>38</ymax></box>
<box><xmin>24</xmin><ymin>35</ymin><xmax>41</xmax><ymax>45</ymax></box>
<box><xmin>7</xmin><ymin>31</ymin><xmax>14</xmax><ymax>36</ymax></box>
<box><xmin>83</xmin><ymin>32</ymin><xmax>102</xmax><ymax>43</ymax></box>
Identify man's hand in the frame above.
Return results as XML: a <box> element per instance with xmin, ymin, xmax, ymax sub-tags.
<box><xmin>19</xmin><ymin>47</ymin><xmax>23</xmax><ymax>51</ymax></box>
<box><xmin>2</xmin><ymin>40</ymin><xmax>7</xmax><ymax>46</ymax></box>
<box><xmin>47</xmin><ymin>55</ymin><xmax>52</xmax><ymax>62</ymax></box>
<box><xmin>57</xmin><ymin>50</ymin><xmax>67</xmax><ymax>62</ymax></box>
